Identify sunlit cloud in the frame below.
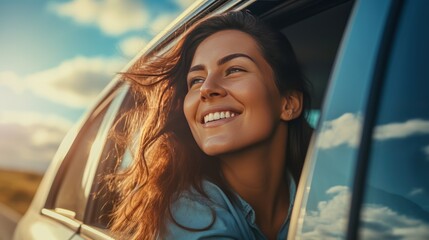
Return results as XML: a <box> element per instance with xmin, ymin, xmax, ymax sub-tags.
<box><xmin>317</xmin><ymin>113</ymin><xmax>362</xmax><ymax>149</ymax></box>
<box><xmin>300</xmin><ymin>185</ymin><xmax>429</xmax><ymax>240</ymax></box>
<box><xmin>374</xmin><ymin>119</ymin><xmax>429</xmax><ymax>140</ymax></box>
<box><xmin>0</xmin><ymin>71</ymin><xmax>24</xmax><ymax>93</ymax></box>
<box><xmin>408</xmin><ymin>188</ymin><xmax>424</xmax><ymax>197</ymax></box>
<box><xmin>119</xmin><ymin>36</ymin><xmax>149</xmax><ymax>58</ymax></box>
<box><xmin>174</xmin><ymin>0</ymin><xmax>196</xmax><ymax>9</ymax></box>
<box><xmin>148</xmin><ymin>14</ymin><xmax>177</xmax><ymax>35</ymax></box>
<box><xmin>48</xmin><ymin>0</ymin><xmax>148</xmax><ymax>36</ymax></box>
<box><xmin>0</xmin><ymin>56</ymin><xmax>125</xmax><ymax>109</ymax></box>
<box><xmin>0</xmin><ymin>111</ymin><xmax>72</xmax><ymax>173</ymax></box>
<box><xmin>26</xmin><ymin>56</ymin><xmax>126</xmax><ymax>108</ymax></box>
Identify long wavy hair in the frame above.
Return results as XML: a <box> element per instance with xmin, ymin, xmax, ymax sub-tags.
<box><xmin>109</xmin><ymin>10</ymin><xmax>312</xmax><ymax>239</ymax></box>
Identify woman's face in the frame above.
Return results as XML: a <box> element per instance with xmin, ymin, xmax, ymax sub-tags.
<box><xmin>183</xmin><ymin>30</ymin><xmax>286</xmax><ymax>156</ymax></box>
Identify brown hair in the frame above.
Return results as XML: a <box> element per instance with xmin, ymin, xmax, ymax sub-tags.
<box><xmin>109</xmin><ymin>10</ymin><xmax>312</xmax><ymax>239</ymax></box>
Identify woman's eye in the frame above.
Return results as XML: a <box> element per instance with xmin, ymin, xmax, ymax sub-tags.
<box><xmin>226</xmin><ymin>67</ymin><xmax>245</xmax><ymax>76</ymax></box>
<box><xmin>188</xmin><ymin>77</ymin><xmax>204</xmax><ymax>88</ymax></box>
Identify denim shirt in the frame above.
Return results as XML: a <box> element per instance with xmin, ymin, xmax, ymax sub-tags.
<box><xmin>164</xmin><ymin>175</ymin><xmax>296</xmax><ymax>240</ymax></box>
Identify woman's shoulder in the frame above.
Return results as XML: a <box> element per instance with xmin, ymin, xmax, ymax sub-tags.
<box><xmin>164</xmin><ymin>181</ymin><xmax>250</xmax><ymax>240</ymax></box>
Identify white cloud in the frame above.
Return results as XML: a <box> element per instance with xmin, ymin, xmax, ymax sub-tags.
<box><xmin>148</xmin><ymin>14</ymin><xmax>177</xmax><ymax>35</ymax></box>
<box><xmin>300</xmin><ymin>186</ymin><xmax>429</xmax><ymax>240</ymax></box>
<box><xmin>174</xmin><ymin>0</ymin><xmax>196</xmax><ymax>9</ymax></box>
<box><xmin>26</xmin><ymin>56</ymin><xmax>126</xmax><ymax>108</ymax></box>
<box><xmin>49</xmin><ymin>0</ymin><xmax>148</xmax><ymax>36</ymax></box>
<box><xmin>0</xmin><ymin>71</ymin><xmax>24</xmax><ymax>93</ymax></box>
<box><xmin>408</xmin><ymin>188</ymin><xmax>424</xmax><ymax>196</ymax></box>
<box><xmin>0</xmin><ymin>111</ymin><xmax>73</xmax><ymax>173</ymax></box>
<box><xmin>119</xmin><ymin>36</ymin><xmax>148</xmax><ymax>58</ymax></box>
<box><xmin>317</xmin><ymin>113</ymin><xmax>362</xmax><ymax>149</ymax></box>
<box><xmin>0</xmin><ymin>57</ymin><xmax>125</xmax><ymax>109</ymax></box>
<box><xmin>374</xmin><ymin>119</ymin><xmax>429</xmax><ymax>140</ymax></box>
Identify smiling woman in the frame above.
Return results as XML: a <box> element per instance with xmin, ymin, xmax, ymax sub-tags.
<box><xmin>110</xmin><ymin>11</ymin><xmax>313</xmax><ymax>240</ymax></box>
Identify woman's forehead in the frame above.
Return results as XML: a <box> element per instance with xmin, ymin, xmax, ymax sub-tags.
<box><xmin>191</xmin><ymin>30</ymin><xmax>262</xmax><ymax>65</ymax></box>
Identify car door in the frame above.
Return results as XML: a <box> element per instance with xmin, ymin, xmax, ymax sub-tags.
<box><xmin>13</xmin><ymin>83</ymin><xmax>128</xmax><ymax>240</ymax></box>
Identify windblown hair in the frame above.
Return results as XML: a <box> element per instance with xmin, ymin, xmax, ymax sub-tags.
<box><xmin>109</xmin><ymin>10</ymin><xmax>312</xmax><ymax>239</ymax></box>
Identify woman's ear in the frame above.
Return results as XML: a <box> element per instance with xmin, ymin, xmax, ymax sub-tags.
<box><xmin>280</xmin><ymin>91</ymin><xmax>303</xmax><ymax>121</ymax></box>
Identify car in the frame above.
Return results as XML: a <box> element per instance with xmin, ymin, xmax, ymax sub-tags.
<box><xmin>13</xmin><ymin>0</ymin><xmax>429</xmax><ymax>239</ymax></box>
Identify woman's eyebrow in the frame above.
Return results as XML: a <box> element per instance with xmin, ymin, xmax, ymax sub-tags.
<box><xmin>189</xmin><ymin>64</ymin><xmax>205</xmax><ymax>73</ymax></box>
<box><xmin>218</xmin><ymin>53</ymin><xmax>255</xmax><ymax>65</ymax></box>
<box><xmin>189</xmin><ymin>53</ymin><xmax>255</xmax><ymax>73</ymax></box>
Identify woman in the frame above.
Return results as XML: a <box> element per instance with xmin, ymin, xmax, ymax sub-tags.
<box><xmin>110</xmin><ymin>10</ymin><xmax>312</xmax><ymax>240</ymax></box>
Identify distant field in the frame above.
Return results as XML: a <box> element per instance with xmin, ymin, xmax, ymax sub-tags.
<box><xmin>0</xmin><ymin>169</ymin><xmax>43</xmax><ymax>215</ymax></box>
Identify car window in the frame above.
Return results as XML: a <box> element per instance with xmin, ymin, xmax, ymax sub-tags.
<box><xmin>288</xmin><ymin>1</ymin><xmax>403</xmax><ymax>239</ymax></box>
<box><xmin>357</xmin><ymin>0</ymin><xmax>429</xmax><ymax>238</ymax></box>
<box><xmin>46</xmin><ymin>85</ymin><xmax>125</xmax><ymax>222</ymax></box>
<box><xmin>84</xmin><ymin>84</ymin><xmax>138</xmax><ymax>230</ymax></box>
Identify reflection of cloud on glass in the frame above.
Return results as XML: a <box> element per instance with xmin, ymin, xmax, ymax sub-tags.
<box><xmin>301</xmin><ymin>185</ymin><xmax>350</xmax><ymax>239</ymax></box>
<box><xmin>422</xmin><ymin>145</ymin><xmax>429</xmax><ymax>161</ymax></box>
<box><xmin>317</xmin><ymin>113</ymin><xmax>361</xmax><ymax>149</ymax></box>
<box><xmin>361</xmin><ymin>204</ymin><xmax>429</xmax><ymax>240</ymax></box>
<box><xmin>300</xmin><ymin>185</ymin><xmax>429</xmax><ymax>240</ymax></box>
<box><xmin>318</xmin><ymin>116</ymin><xmax>429</xmax><ymax>150</ymax></box>
<box><xmin>374</xmin><ymin>119</ymin><xmax>429</xmax><ymax>140</ymax></box>
<box><xmin>408</xmin><ymin>188</ymin><xmax>424</xmax><ymax>197</ymax></box>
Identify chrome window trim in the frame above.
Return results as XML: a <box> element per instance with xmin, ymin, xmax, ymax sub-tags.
<box><xmin>41</xmin><ymin>208</ymin><xmax>81</xmax><ymax>231</ymax></box>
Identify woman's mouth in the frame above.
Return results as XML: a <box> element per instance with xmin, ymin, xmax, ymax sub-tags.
<box><xmin>202</xmin><ymin>111</ymin><xmax>239</xmax><ymax>124</ymax></box>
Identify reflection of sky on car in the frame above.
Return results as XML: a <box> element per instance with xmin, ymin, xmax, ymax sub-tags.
<box><xmin>299</xmin><ymin>0</ymin><xmax>429</xmax><ymax>238</ymax></box>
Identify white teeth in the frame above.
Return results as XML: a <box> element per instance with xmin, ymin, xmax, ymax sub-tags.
<box><xmin>203</xmin><ymin>111</ymin><xmax>237</xmax><ymax>124</ymax></box>
<box><xmin>214</xmin><ymin>112</ymin><xmax>220</xmax><ymax>120</ymax></box>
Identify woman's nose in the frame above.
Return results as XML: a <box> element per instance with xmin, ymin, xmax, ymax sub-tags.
<box><xmin>199</xmin><ymin>77</ymin><xmax>227</xmax><ymax>101</ymax></box>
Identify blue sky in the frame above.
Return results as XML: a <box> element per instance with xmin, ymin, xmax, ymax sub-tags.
<box><xmin>0</xmin><ymin>0</ymin><xmax>194</xmax><ymax>173</ymax></box>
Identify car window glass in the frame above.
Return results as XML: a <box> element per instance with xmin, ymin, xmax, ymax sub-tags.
<box><xmin>84</xmin><ymin>85</ymin><xmax>138</xmax><ymax>229</ymax></box>
<box><xmin>52</xmin><ymin>86</ymin><xmax>125</xmax><ymax>221</ymax></box>
<box><xmin>289</xmin><ymin>1</ymin><xmax>402</xmax><ymax>238</ymax></box>
<box><xmin>358</xmin><ymin>1</ymin><xmax>429</xmax><ymax>238</ymax></box>
<box><xmin>52</xmin><ymin>99</ymin><xmax>113</xmax><ymax>221</ymax></box>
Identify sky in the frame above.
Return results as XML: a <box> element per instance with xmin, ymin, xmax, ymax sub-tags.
<box><xmin>0</xmin><ymin>0</ymin><xmax>194</xmax><ymax>173</ymax></box>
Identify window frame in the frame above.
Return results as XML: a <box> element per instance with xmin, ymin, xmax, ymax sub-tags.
<box><xmin>41</xmin><ymin>82</ymin><xmax>126</xmax><ymax>233</ymax></box>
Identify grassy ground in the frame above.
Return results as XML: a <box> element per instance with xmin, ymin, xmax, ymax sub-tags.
<box><xmin>0</xmin><ymin>169</ymin><xmax>43</xmax><ymax>215</ymax></box>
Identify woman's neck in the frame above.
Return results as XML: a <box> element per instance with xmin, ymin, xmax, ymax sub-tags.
<box><xmin>220</xmin><ymin>125</ymin><xmax>289</xmax><ymax>239</ymax></box>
